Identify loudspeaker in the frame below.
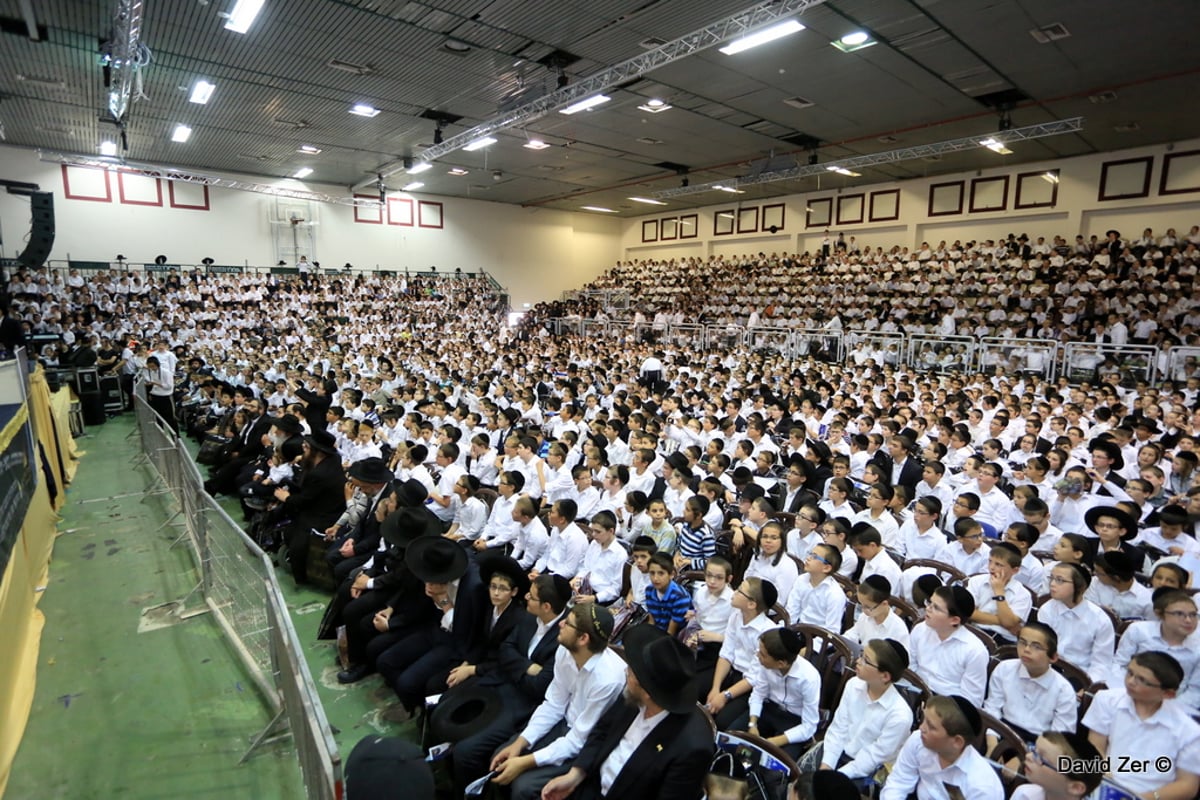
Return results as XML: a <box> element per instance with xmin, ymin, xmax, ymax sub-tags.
<box><xmin>81</xmin><ymin>393</ymin><xmax>107</xmax><ymax>427</ymax></box>
<box><xmin>76</xmin><ymin>367</ymin><xmax>100</xmax><ymax>395</ymax></box>
<box><xmin>18</xmin><ymin>192</ymin><xmax>55</xmax><ymax>268</ymax></box>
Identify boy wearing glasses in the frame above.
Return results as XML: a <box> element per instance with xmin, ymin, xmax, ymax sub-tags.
<box><xmin>1083</xmin><ymin>651</ymin><xmax>1200</xmax><ymax>800</ymax></box>
<box><xmin>944</xmin><ymin>517</ymin><xmax>990</xmax><ymax>576</ymax></box>
<box><xmin>983</xmin><ymin>622</ymin><xmax>1076</xmax><ymax>745</ymax></box>
<box><xmin>909</xmin><ymin>585</ymin><xmax>989</xmax><ymax>704</ymax></box>
<box><xmin>845</xmin><ymin>575</ymin><xmax>909</xmax><ymax>648</ymax></box>
<box><xmin>1015</xmin><ymin>731</ymin><xmax>1104</xmax><ymax>800</ymax></box>
<box><xmin>704</xmin><ymin>577</ymin><xmax>779</xmax><ymax>729</ymax></box>
<box><xmin>785</xmin><ymin>504</ymin><xmax>825</xmax><ymax>561</ymax></box>
<box><xmin>784</xmin><ymin>542</ymin><xmax>846</xmax><ymax>631</ymax></box>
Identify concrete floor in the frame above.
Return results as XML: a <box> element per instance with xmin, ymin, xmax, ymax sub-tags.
<box><xmin>6</xmin><ymin>414</ymin><xmax>421</xmax><ymax>799</ymax></box>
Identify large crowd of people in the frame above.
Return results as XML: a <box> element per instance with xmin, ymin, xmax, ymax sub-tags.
<box><xmin>6</xmin><ymin>223</ymin><xmax>1200</xmax><ymax>799</ymax></box>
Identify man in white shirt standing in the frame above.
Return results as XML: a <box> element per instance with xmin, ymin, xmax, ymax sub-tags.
<box><xmin>490</xmin><ymin>603</ymin><xmax>626</xmax><ymax>799</ymax></box>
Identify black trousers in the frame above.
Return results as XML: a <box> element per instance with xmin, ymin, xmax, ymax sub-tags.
<box><xmin>148</xmin><ymin>392</ymin><xmax>176</xmax><ymax>432</ymax></box>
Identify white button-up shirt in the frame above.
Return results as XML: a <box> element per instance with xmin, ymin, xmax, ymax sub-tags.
<box><xmin>599</xmin><ymin>708</ymin><xmax>669</xmax><ymax>794</ymax></box>
<box><xmin>1085</xmin><ymin>580</ymin><xmax>1154</xmax><ymax>620</ymax></box>
<box><xmin>844</xmin><ymin>607</ymin><xmax>911</xmax><ymax>649</ymax></box>
<box><xmin>534</xmin><ymin>521</ymin><xmax>588</xmax><ymax>578</ymax></box>
<box><xmin>784</xmin><ymin>574</ymin><xmax>847</xmax><ymax>632</ymax></box>
<box><xmin>576</xmin><ymin>538</ymin><xmax>627</xmax><ymax>605</ymax></box>
<box><xmin>966</xmin><ymin>574</ymin><xmax>1033</xmax><ymax>642</ymax></box>
<box><xmin>747</xmin><ymin>656</ymin><xmax>821</xmax><ymax>744</ymax></box>
<box><xmin>879</xmin><ymin>730</ymin><xmax>1004</xmax><ymax>800</ymax></box>
<box><xmin>520</xmin><ymin>647</ymin><xmax>627</xmax><ymax>767</ymax></box>
<box><xmin>983</xmin><ymin>659</ymin><xmax>1076</xmax><ymax>735</ymax></box>
<box><xmin>718</xmin><ymin>612</ymin><xmax>780</xmax><ymax>676</ymax></box>
<box><xmin>693</xmin><ymin>585</ymin><xmax>735</xmax><ymax>633</ymax></box>
<box><xmin>908</xmin><ymin>622</ymin><xmax>990</xmax><ymax>705</ymax></box>
<box><xmin>1082</xmin><ymin>688</ymin><xmax>1200</xmax><ymax>795</ymax></box>
<box><xmin>1111</xmin><ymin>620</ymin><xmax>1200</xmax><ymax>710</ymax></box>
<box><xmin>821</xmin><ymin>678</ymin><xmax>913</xmax><ymax>779</ymax></box>
<box><xmin>1034</xmin><ymin>597</ymin><xmax>1115</xmax><ymax>682</ymax></box>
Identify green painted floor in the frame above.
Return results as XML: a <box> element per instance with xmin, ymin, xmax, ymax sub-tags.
<box><xmin>7</xmin><ymin>414</ymin><xmax>421</xmax><ymax>800</ymax></box>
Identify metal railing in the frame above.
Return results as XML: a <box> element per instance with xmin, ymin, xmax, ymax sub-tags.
<box><xmin>131</xmin><ymin>389</ymin><xmax>342</xmax><ymax>800</ymax></box>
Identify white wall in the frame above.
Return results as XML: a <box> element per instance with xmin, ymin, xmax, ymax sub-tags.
<box><xmin>0</xmin><ymin>145</ymin><xmax>621</xmax><ymax>305</ymax></box>
<box><xmin>618</xmin><ymin>138</ymin><xmax>1200</xmax><ymax>258</ymax></box>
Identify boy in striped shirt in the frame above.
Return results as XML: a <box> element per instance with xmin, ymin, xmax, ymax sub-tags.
<box><xmin>644</xmin><ymin>552</ymin><xmax>693</xmax><ymax>635</ymax></box>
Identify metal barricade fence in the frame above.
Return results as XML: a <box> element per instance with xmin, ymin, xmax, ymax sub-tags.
<box><xmin>1164</xmin><ymin>346</ymin><xmax>1200</xmax><ymax>382</ymax></box>
<box><xmin>747</xmin><ymin>326</ymin><xmax>795</xmax><ymax>358</ymax></box>
<box><xmin>793</xmin><ymin>326</ymin><xmax>844</xmax><ymax>363</ymax></box>
<box><xmin>843</xmin><ymin>329</ymin><xmax>905</xmax><ymax>368</ymax></box>
<box><xmin>904</xmin><ymin>333</ymin><xmax>975</xmax><ymax>373</ymax></box>
<box><xmin>708</xmin><ymin>323</ymin><xmax>747</xmax><ymax>350</ymax></box>
<box><xmin>131</xmin><ymin>388</ymin><xmax>340</xmax><ymax>799</ymax></box>
<box><xmin>973</xmin><ymin>337</ymin><xmax>1060</xmax><ymax>380</ymax></box>
<box><xmin>1060</xmin><ymin>342</ymin><xmax>1159</xmax><ymax>387</ymax></box>
<box><xmin>666</xmin><ymin>322</ymin><xmax>707</xmax><ymax>351</ymax></box>
<box><xmin>580</xmin><ymin>318</ymin><xmax>609</xmax><ymax>341</ymax></box>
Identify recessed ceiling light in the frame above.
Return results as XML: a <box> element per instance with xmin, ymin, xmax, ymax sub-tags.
<box><xmin>629</xmin><ymin>197</ymin><xmax>667</xmax><ymax>205</ymax></box>
<box><xmin>524</xmin><ymin>139</ymin><xmax>551</xmax><ymax>150</ymax></box>
<box><xmin>443</xmin><ymin>39</ymin><xmax>471</xmax><ymax>53</ymax></box>
<box><xmin>448</xmin><ymin>168</ymin><xmax>469</xmax><ymax>176</ymax></box>
<box><xmin>349</xmin><ymin>103</ymin><xmax>381</xmax><ymax>117</ymax></box>
<box><xmin>189</xmin><ymin>79</ymin><xmax>216</xmax><ymax>104</ymax></box>
<box><xmin>719</xmin><ymin>20</ymin><xmax>804</xmax><ymax>55</ymax></box>
<box><xmin>171</xmin><ymin>124</ymin><xmax>192</xmax><ymax>143</ymax></box>
<box><xmin>841</xmin><ymin>31</ymin><xmax>870</xmax><ymax>46</ymax></box>
<box><xmin>581</xmin><ymin>206</ymin><xmax>617</xmax><ymax>213</ymax></box>
<box><xmin>298</xmin><ymin>144</ymin><xmax>322</xmax><ymax>154</ymax></box>
<box><xmin>559</xmin><ymin>95</ymin><xmax>610</xmax><ymax>115</ymax></box>
<box><xmin>402</xmin><ymin>181</ymin><xmax>424</xmax><ymax>191</ymax></box>
<box><xmin>638</xmin><ymin>99</ymin><xmax>672</xmax><ymax>113</ymax></box>
<box><xmin>99</xmin><ymin>141</ymin><xmax>118</xmax><ymax>156</ymax></box>
<box><xmin>326</xmin><ymin>59</ymin><xmax>375</xmax><ymax>76</ymax></box>
<box><xmin>407</xmin><ymin>162</ymin><xmax>433</xmax><ymax>174</ymax></box>
<box><xmin>222</xmin><ymin>0</ymin><xmax>266</xmax><ymax>34</ymax></box>
<box><xmin>462</xmin><ymin>136</ymin><xmax>497</xmax><ymax>151</ymax></box>
<box><xmin>293</xmin><ymin>167</ymin><xmax>313</xmax><ymax>179</ymax></box>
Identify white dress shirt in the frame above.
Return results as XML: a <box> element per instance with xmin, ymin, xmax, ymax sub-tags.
<box><xmin>784</xmin><ymin>574</ymin><xmax>847</xmax><ymax>632</ymax></box>
<box><xmin>1085</xmin><ymin>580</ymin><xmax>1154</xmax><ymax>620</ymax></box>
<box><xmin>900</xmin><ymin>522</ymin><xmax>951</xmax><ymax>561</ymax></box>
<box><xmin>1110</xmin><ymin>620</ymin><xmax>1200</xmax><ymax>710</ymax></box>
<box><xmin>966</xmin><ymin>574</ymin><xmax>1033</xmax><ymax>642</ymax></box>
<box><xmin>1034</xmin><ymin>598</ymin><xmax>1115</xmax><ymax>682</ymax></box>
<box><xmin>519</xmin><ymin>647</ymin><xmax>627</xmax><ymax>766</ymax></box>
<box><xmin>844</xmin><ymin>608</ymin><xmax>911</xmax><ymax>649</ymax></box>
<box><xmin>534</xmin><ymin>522</ymin><xmax>589</xmax><ymax>578</ymax></box>
<box><xmin>983</xmin><ymin>659</ymin><xmax>1076</xmax><ymax>735</ymax></box>
<box><xmin>879</xmin><ymin>730</ymin><xmax>1004</xmax><ymax>800</ymax></box>
<box><xmin>908</xmin><ymin>622</ymin><xmax>990</xmax><ymax>705</ymax></box>
<box><xmin>1082</xmin><ymin>688</ymin><xmax>1200</xmax><ymax>795</ymax></box>
<box><xmin>860</xmin><ymin>549</ymin><xmax>903</xmax><ymax>588</ymax></box>
<box><xmin>577</xmin><ymin>538</ymin><xmax>627</xmax><ymax>605</ymax></box>
<box><xmin>479</xmin><ymin>493</ymin><xmax>520</xmax><ymax>548</ymax></box>
<box><xmin>512</xmin><ymin>517</ymin><xmax>550</xmax><ymax>569</ymax></box>
<box><xmin>718</xmin><ymin>612</ymin><xmax>780</xmax><ymax>676</ymax></box>
<box><xmin>744</xmin><ymin>553</ymin><xmax>799</xmax><ymax>603</ymax></box>
<box><xmin>693</xmin><ymin>585</ymin><xmax>735</xmax><ymax>633</ymax></box>
<box><xmin>855</xmin><ymin>509</ymin><xmax>901</xmax><ymax>550</ymax></box>
<box><xmin>821</xmin><ymin>678</ymin><xmax>913</xmax><ymax>779</ymax></box>
<box><xmin>747</xmin><ymin>656</ymin><xmax>822</xmax><ymax>744</ymax></box>
<box><xmin>452</xmin><ymin>496</ymin><xmax>488</xmax><ymax>540</ymax></box>
<box><xmin>599</xmin><ymin>708</ymin><xmax>669</xmax><ymax>794</ymax></box>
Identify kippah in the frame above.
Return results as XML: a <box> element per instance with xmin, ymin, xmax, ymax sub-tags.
<box><xmin>633</xmin><ymin>535</ymin><xmax>658</xmax><ymax>551</ymax></box>
<box><xmin>863</xmin><ymin>574</ymin><xmax>892</xmax><ymax>596</ymax></box>
<box><xmin>883</xmin><ymin>638</ymin><xmax>910</xmax><ymax>673</ymax></box>
<box><xmin>550</xmin><ymin>574</ymin><xmax>572</xmax><ymax>604</ymax></box>
<box><xmin>758</xmin><ymin>579</ymin><xmax>778</xmax><ymax>611</ymax></box>
<box><xmin>948</xmin><ymin>584</ymin><xmax>975</xmax><ymax>619</ymax></box>
<box><xmin>950</xmin><ymin>695</ymin><xmax>982</xmax><ymax>738</ymax></box>
<box><xmin>778</xmin><ymin>628</ymin><xmax>804</xmax><ymax>658</ymax></box>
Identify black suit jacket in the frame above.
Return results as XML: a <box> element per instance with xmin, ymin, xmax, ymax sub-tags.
<box><xmin>771</xmin><ymin>485</ymin><xmax>819</xmax><ymax>515</ymax></box>
<box><xmin>486</xmin><ymin>610</ymin><xmax>565</xmax><ymax>708</ymax></box>
<box><xmin>570</xmin><ymin>698</ymin><xmax>714</xmax><ymax>800</ymax></box>
<box><xmin>237</xmin><ymin>413</ymin><xmax>276</xmax><ymax>461</ymax></box>
<box><xmin>283</xmin><ymin>453</ymin><xmax>346</xmax><ymax>530</ymax></box>
<box><xmin>891</xmin><ymin>458</ymin><xmax>923</xmax><ymax>491</ymax></box>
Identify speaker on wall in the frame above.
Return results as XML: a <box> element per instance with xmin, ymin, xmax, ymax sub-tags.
<box><xmin>17</xmin><ymin>191</ymin><xmax>55</xmax><ymax>268</ymax></box>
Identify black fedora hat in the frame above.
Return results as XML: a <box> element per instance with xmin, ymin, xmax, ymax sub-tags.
<box><xmin>1084</xmin><ymin>505</ymin><xmax>1138</xmax><ymax>541</ymax></box>
<box><xmin>428</xmin><ymin>685</ymin><xmax>504</xmax><ymax>744</ymax></box>
<box><xmin>1088</xmin><ymin>437</ymin><xmax>1124</xmax><ymax>470</ymax></box>
<box><xmin>394</xmin><ymin>478</ymin><xmax>430</xmax><ymax>507</ymax></box>
<box><xmin>476</xmin><ymin>551</ymin><xmax>530</xmax><ymax>598</ymax></box>
<box><xmin>348</xmin><ymin>457</ymin><xmax>393</xmax><ymax>485</ymax></box>
<box><xmin>623</xmin><ymin>624</ymin><xmax>698</xmax><ymax>714</ymax></box>
<box><xmin>380</xmin><ymin>507</ymin><xmax>441</xmax><ymax>549</ymax></box>
<box><xmin>304</xmin><ymin>430</ymin><xmax>338</xmax><ymax>455</ymax></box>
<box><xmin>270</xmin><ymin>414</ymin><xmax>303</xmax><ymax>435</ymax></box>
<box><xmin>405</xmin><ymin>536</ymin><xmax>469</xmax><ymax>584</ymax></box>
<box><xmin>344</xmin><ymin>735</ymin><xmax>434</xmax><ymax>800</ymax></box>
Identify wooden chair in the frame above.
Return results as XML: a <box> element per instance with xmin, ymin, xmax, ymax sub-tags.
<box><xmin>475</xmin><ymin>487</ymin><xmax>499</xmax><ymax>512</ymax></box>
<box><xmin>975</xmin><ymin>707</ymin><xmax>1029</xmax><ymax>774</ymax></box>
<box><xmin>790</xmin><ymin>623</ymin><xmax>855</xmax><ymax>732</ymax></box>
<box><xmin>895</xmin><ymin>669</ymin><xmax>932</xmax><ymax>726</ymax></box>
<box><xmin>720</xmin><ymin>730</ymin><xmax>800</xmax><ymax>799</ymax></box>
<box><xmin>888</xmin><ymin>595</ymin><xmax>921</xmax><ymax>630</ymax></box>
<box><xmin>773</xmin><ymin>511</ymin><xmax>797</xmax><ymax>530</ymax></box>
<box><xmin>901</xmin><ymin>558</ymin><xmax>968</xmax><ymax>585</ymax></box>
<box><xmin>962</xmin><ymin>623</ymin><xmax>999</xmax><ymax>656</ymax></box>
<box><xmin>769</xmin><ymin>603</ymin><xmax>791</xmax><ymax>628</ymax></box>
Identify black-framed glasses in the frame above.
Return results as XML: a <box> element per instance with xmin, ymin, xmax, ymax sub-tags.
<box><xmin>1026</xmin><ymin>743</ymin><xmax>1051</xmax><ymax>767</ymax></box>
<box><xmin>1016</xmin><ymin>637</ymin><xmax>1048</xmax><ymax>653</ymax></box>
<box><xmin>1125</xmin><ymin>667</ymin><xmax>1162</xmax><ymax>689</ymax></box>
<box><xmin>1166</xmin><ymin>610</ymin><xmax>1200</xmax><ymax>622</ymax></box>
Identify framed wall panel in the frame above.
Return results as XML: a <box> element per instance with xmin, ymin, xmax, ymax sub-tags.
<box><xmin>1159</xmin><ymin>149</ymin><xmax>1200</xmax><ymax>196</ymax></box>
<box><xmin>737</xmin><ymin>206</ymin><xmax>759</xmax><ymax>234</ymax></box>
<box><xmin>761</xmin><ymin>203</ymin><xmax>785</xmax><ymax>232</ymax></box>
<box><xmin>417</xmin><ymin>200</ymin><xmax>443</xmax><ymax>229</ymax></box>
<box><xmin>836</xmin><ymin>194</ymin><xmax>864</xmax><ymax>225</ymax></box>
<box><xmin>714</xmin><ymin>210</ymin><xmax>735</xmax><ymax>236</ymax></box>
<box><xmin>928</xmin><ymin>181</ymin><xmax>964</xmax><ymax>217</ymax></box>
<box><xmin>868</xmin><ymin>189</ymin><xmax>900</xmax><ymax>222</ymax></box>
<box><xmin>660</xmin><ymin>217</ymin><xmax>678</xmax><ymax>240</ymax></box>
<box><xmin>1014</xmin><ymin>171</ymin><xmax>1059</xmax><ymax>209</ymax></box>
<box><xmin>387</xmin><ymin>197</ymin><xmax>414</xmax><ymax>226</ymax></box>
<box><xmin>642</xmin><ymin>219</ymin><xmax>659</xmax><ymax>242</ymax></box>
<box><xmin>353</xmin><ymin>195</ymin><xmax>383</xmax><ymax>224</ymax></box>
<box><xmin>1098</xmin><ymin>156</ymin><xmax>1153</xmax><ymax>201</ymax></box>
<box><xmin>61</xmin><ymin>164</ymin><xmax>112</xmax><ymax>203</ymax></box>
<box><xmin>678</xmin><ymin>214</ymin><xmax>698</xmax><ymax>239</ymax></box>
<box><xmin>167</xmin><ymin>181</ymin><xmax>210</xmax><ymax>210</ymax></box>
<box><xmin>805</xmin><ymin>198</ymin><xmax>833</xmax><ymax>228</ymax></box>
<box><xmin>969</xmin><ymin>175</ymin><xmax>1009</xmax><ymax>213</ymax></box>
<box><xmin>117</xmin><ymin>171</ymin><xmax>163</xmax><ymax>207</ymax></box>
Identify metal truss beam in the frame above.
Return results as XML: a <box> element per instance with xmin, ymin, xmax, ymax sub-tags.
<box><xmin>39</xmin><ymin>151</ymin><xmax>382</xmax><ymax>208</ymax></box>
<box><xmin>104</xmin><ymin>0</ymin><xmax>146</xmax><ymax>122</ymax></box>
<box><xmin>360</xmin><ymin>0</ymin><xmax>829</xmax><ymax>190</ymax></box>
<box><xmin>652</xmin><ymin>117</ymin><xmax>1085</xmax><ymax>198</ymax></box>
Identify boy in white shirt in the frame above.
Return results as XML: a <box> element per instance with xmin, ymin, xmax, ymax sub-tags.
<box><xmin>1013</xmin><ymin>731</ymin><xmax>1104</xmax><ymax>800</ymax></box>
<box><xmin>784</xmin><ymin>543</ymin><xmax>846</xmax><ymax>631</ymax></box>
<box><xmin>967</xmin><ymin>542</ymin><xmax>1033</xmax><ymax>643</ymax></box>
<box><xmin>983</xmin><ymin>622</ymin><xmax>1077</xmax><ymax>745</ymax></box>
<box><xmin>879</xmin><ymin>694</ymin><xmax>1003</xmax><ymax>799</ymax></box>
<box><xmin>687</xmin><ymin>555</ymin><xmax>735</xmax><ymax>669</ymax></box>
<box><xmin>844</xmin><ymin>575</ymin><xmax>910</xmax><ymax>648</ymax></box>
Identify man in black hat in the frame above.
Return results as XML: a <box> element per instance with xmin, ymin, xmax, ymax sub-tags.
<box><xmin>540</xmin><ymin>624</ymin><xmax>715</xmax><ymax>800</ymax></box>
<box><xmin>324</xmin><ymin>457</ymin><xmax>395</xmax><ymax>583</ymax></box>
<box><xmin>447</xmin><ymin>573</ymin><xmax>572</xmax><ymax>793</ymax></box>
<box><xmin>277</xmin><ymin>430</ymin><xmax>347</xmax><ymax>584</ymax></box>
<box><xmin>204</xmin><ymin>395</ymin><xmax>275</xmax><ymax>495</ymax></box>
<box><xmin>1087</xmin><ymin>438</ymin><xmax>1126</xmax><ymax>496</ymax></box>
